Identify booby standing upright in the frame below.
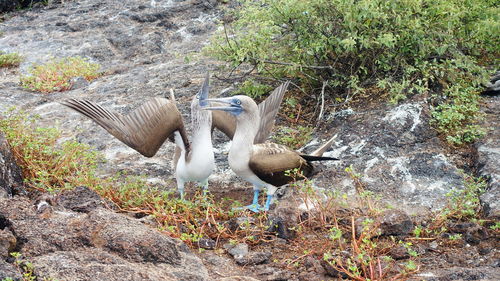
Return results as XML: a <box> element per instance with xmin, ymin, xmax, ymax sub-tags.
<box><xmin>60</xmin><ymin>75</ymin><xmax>289</xmax><ymax>199</ymax></box>
<box><xmin>61</xmin><ymin>74</ymin><xmax>215</xmax><ymax>198</ymax></box>
<box><xmin>204</xmin><ymin>95</ymin><xmax>338</xmax><ymax>211</ymax></box>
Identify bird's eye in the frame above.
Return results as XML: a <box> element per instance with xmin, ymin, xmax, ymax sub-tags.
<box><xmin>236</xmin><ymin>100</ymin><xmax>241</xmax><ymax>105</ymax></box>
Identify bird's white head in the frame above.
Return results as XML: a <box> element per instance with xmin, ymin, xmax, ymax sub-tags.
<box><xmin>203</xmin><ymin>95</ymin><xmax>258</xmax><ymax>119</ymax></box>
<box><xmin>191</xmin><ymin>72</ymin><xmax>212</xmax><ymax>126</ymax></box>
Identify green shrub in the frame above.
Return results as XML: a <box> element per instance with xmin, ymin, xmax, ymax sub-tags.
<box><xmin>207</xmin><ymin>0</ymin><xmax>498</xmax><ymax>143</ymax></box>
<box><xmin>0</xmin><ymin>52</ymin><xmax>23</xmax><ymax>68</ymax></box>
<box><xmin>273</xmin><ymin>125</ymin><xmax>313</xmax><ymax>149</ymax></box>
<box><xmin>234</xmin><ymin>79</ymin><xmax>272</xmax><ymax>99</ymax></box>
<box><xmin>443</xmin><ymin>173</ymin><xmax>486</xmax><ymax>220</ymax></box>
<box><xmin>208</xmin><ymin>0</ymin><xmax>498</xmax><ymax>92</ymax></box>
<box><xmin>0</xmin><ymin>109</ymin><xmax>102</xmax><ymax>192</ymax></box>
<box><xmin>430</xmin><ymin>59</ymin><xmax>488</xmax><ymax>145</ymax></box>
<box><xmin>20</xmin><ymin>56</ymin><xmax>102</xmax><ymax>93</ymax></box>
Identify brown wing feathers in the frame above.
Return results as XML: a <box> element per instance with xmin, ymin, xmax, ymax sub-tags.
<box><xmin>211</xmin><ymin>110</ymin><xmax>237</xmax><ymax>140</ymax></box>
<box><xmin>61</xmin><ymin>98</ymin><xmax>189</xmax><ymax>158</ymax></box>
<box><xmin>254</xmin><ymin>81</ymin><xmax>289</xmax><ymax>144</ymax></box>
<box><xmin>249</xmin><ymin>143</ymin><xmax>314</xmax><ymax>187</ymax></box>
<box><xmin>248</xmin><ymin>136</ymin><xmax>337</xmax><ymax>187</ymax></box>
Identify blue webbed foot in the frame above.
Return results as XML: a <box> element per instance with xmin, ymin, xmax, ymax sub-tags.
<box><xmin>234</xmin><ymin>190</ymin><xmax>266</xmax><ymax>212</ymax></box>
<box><xmin>234</xmin><ymin>203</ymin><xmax>263</xmax><ymax>212</ymax></box>
<box><xmin>263</xmin><ymin>195</ymin><xmax>273</xmax><ymax>211</ymax></box>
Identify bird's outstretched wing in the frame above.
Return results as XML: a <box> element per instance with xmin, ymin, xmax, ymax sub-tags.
<box><xmin>61</xmin><ymin>98</ymin><xmax>189</xmax><ymax>157</ymax></box>
<box><xmin>211</xmin><ymin>81</ymin><xmax>289</xmax><ymax>144</ymax></box>
<box><xmin>254</xmin><ymin>81</ymin><xmax>290</xmax><ymax>144</ymax></box>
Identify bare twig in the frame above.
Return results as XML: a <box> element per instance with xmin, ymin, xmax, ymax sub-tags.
<box><xmin>261</xmin><ymin>59</ymin><xmax>334</xmax><ymax>70</ymax></box>
<box><xmin>316</xmin><ymin>80</ymin><xmax>327</xmax><ymax>126</ymax></box>
<box><xmin>223</xmin><ymin>24</ymin><xmax>234</xmax><ymax>50</ymax></box>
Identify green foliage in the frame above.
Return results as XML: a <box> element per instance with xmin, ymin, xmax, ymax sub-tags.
<box><xmin>5</xmin><ymin>252</ymin><xmax>57</xmax><ymax>281</ymax></box>
<box><xmin>272</xmin><ymin>125</ymin><xmax>313</xmax><ymax>149</ymax></box>
<box><xmin>490</xmin><ymin>222</ymin><xmax>500</xmax><ymax>231</ymax></box>
<box><xmin>0</xmin><ymin>52</ymin><xmax>23</xmax><ymax>68</ymax></box>
<box><xmin>401</xmin><ymin>241</ymin><xmax>418</xmax><ymax>257</ymax></box>
<box><xmin>405</xmin><ymin>260</ymin><xmax>418</xmax><ymax>271</ymax></box>
<box><xmin>234</xmin><ymin>79</ymin><xmax>272</xmax><ymax>99</ymax></box>
<box><xmin>20</xmin><ymin>56</ymin><xmax>102</xmax><ymax>93</ymax></box>
<box><xmin>413</xmin><ymin>225</ymin><xmax>423</xmax><ymax>238</ymax></box>
<box><xmin>328</xmin><ymin>227</ymin><xmax>342</xmax><ymax>241</ymax></box>
<box><xmin>207</xmin><ymin>0</ymin><xmax>498</xmax><ymax>143</ymax></box>
<box><xmin>443</xmin><ymin>173</ymin><xmax>486</xmax><ymax>220</ymax></box>
<box><xmin>208</xmin><ymin>0</ymin><xmax>498</xmax><ymax>91</ymax></box>
<box><xmin>430</xmin><ymin>58</ymin><xmax>489</xmax><ymax>145</ymax></box>
<box><xmin>0</xmin><ymin>109</ymin><xmax>102</xmax><ymax>192</ymax></box>
<box><xmin>448</xmin><ymin>233</ymin><xmax>462</xmax><ymax>241</ymax></box>
<box><xmin>411</xmin><ymin>173</ymin><xmax>487</xmax><ymax>238</ymax></box>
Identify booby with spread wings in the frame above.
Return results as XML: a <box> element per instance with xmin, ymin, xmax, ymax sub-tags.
<box><xmin>61</xmin><ymin>74</ymin><xmax>215</xmax><ymax>198</ymax></box>
<box><xmin>203</xmin><ymin>95</ymin><xmax>338</xmax><ymax>211</ymax></box>
<box><xmin>61</xmin><ymin>75</ymin><xmax>289</xmax><ymax>199</ymax></box>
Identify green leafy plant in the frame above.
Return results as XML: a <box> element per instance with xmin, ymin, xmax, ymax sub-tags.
<box><xmin>429</xmin><ymin>59</ymin><xmax>489</xmax><ymax>145</ymax></box>
<box><xmin>208</xmin><ymin>0</ymin><xmax>497</xmax><ymax>94</ymax></box>
<box><xmin>5</xmin><ymin>252</ymin><xmax>57</xmax><ymax>281</ymax></box>
<box><xmin>401</xmin><ymin>241</ymin><xmax>418</xmax><ymax>258</ymax></box>
<box><xmin>20</xmin><ymin>56</ymin><xmax>102</xmax><ymax>93</ymax></box>
<box><xmin>273</xmin><ymin>125</ymin><xmax>313</xmax><ymax>149</ymax></box>
<box><xmin>207</xmin><ymin>0</ymin><xmax>498</xmax><ymax>143</ymax></box>
<box><xmin>490</xmin><ymin>222</ymin><xmax>500</xmax><ymax>231</ymax></box>
<box><xmin>0</xmin><ymin>52</ymin><xmax>23</xmax><ymax>68</ymax></box>
<box><xmin>448</xmin><ymin>233</ymin><xmax>462</xmax><ymax>241</ymax></box>
<box><xmin>443</xmin><ymin>174</ymin><xmax>487</xmax><ymax>220</ymax></box>
<box><xmin>412</xmin><ymin>173</ymin><xmax>487</xmax><ymax>237</ymax></box>
<box><xmin>0</xmin><ymin>109</ymin><xmax>101</xmax><ymax>192</ymax></box>
<box><xmin>234</xmin><ymin>79</ymin><xmax>272</xmax><ymax>99</ymax></box>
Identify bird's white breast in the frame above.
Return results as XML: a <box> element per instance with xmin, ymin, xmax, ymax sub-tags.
<box><xmin>176</xmin><ymin>129</ymin><xmax>215</xmax><ymax>182</ymax></box>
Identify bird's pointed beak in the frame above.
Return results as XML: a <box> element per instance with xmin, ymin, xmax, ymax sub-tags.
<box><xmin>204</xmin><ymin>98</ymin><xmax>233</xmax><ymax>104</ymax></box>
<box><xmin>198</xmin><ymin>72</ymin><xmax>210</xmax><ymax>106</ymax></box>
<box><xmin>202</xmin><ymin>97</ymin><xmax>241</xmax><ymax>115</ymax></box>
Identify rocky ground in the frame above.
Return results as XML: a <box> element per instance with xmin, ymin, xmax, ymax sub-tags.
<box><xmin>0</xmin><ymin>0</ymin><xmax>499</xmax><ymax>280</ymax></box>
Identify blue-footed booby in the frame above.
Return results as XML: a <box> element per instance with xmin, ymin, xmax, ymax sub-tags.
<box><xmin>61</xmin><ymin>74</ymin><xmax>215</xmax><ymax>198</ymax></box>
<box><xmin>204</xmin><ymin>95</ymin><xmax>338</xmax><ymax>211</ymax></box>
<box><xmin>60</xmin><ymin>76</ymin><xmax>288</xmax><ymax>199</ymax></box>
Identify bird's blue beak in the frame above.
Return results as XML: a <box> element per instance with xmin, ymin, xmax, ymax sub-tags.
<box><xmin>197</xmin><ymin>72</ymin><xmax>210</xmax><ymax>107</ymax></box>
<box><xmin>202</xmin><ymin>97</ymin><xmax>242</xmax><ymax>116</ymax></box>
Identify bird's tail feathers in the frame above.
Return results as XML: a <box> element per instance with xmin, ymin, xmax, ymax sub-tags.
<box><xmin>310</xmin><ymin>135</ymin><xmax>337</xmax><ymax>156</ymax></box>
<box><xmin>169</xmin><ymin>88</ymin><xmax>176</xmax><ymax>103</ymax></box>
<box><xmin>301</xmin><ymin>155</ymin><xmax>339</xmax><ymax>162</ymax></box>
